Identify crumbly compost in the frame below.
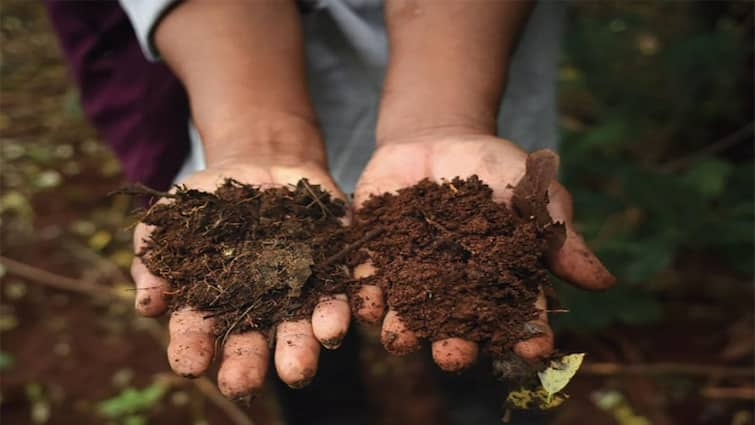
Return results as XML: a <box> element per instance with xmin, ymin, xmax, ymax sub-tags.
<box><xmin>136</xmin><ymin>179</ymin><xmax>351</xmax><ymax>338</ymax></box>
<box><xmin>354</xmin><ymin>150</ymin><xmax>565</xmax><ymax>358</ymax></box>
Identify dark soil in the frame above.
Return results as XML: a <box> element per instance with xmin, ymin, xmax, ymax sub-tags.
<box><xmin>354</xmin><ymin>151</ymin><xmax>565</xmax><ymax>359</ymax></box>
<box><xmin>135</xmin><ymin>151</ymin><xmax>565</xmax><ymax>359</ymax></box>
<box><xmin>136</xmin><ymin>179</ymin><xmax>351</xmax><ymax>339</ymax></box>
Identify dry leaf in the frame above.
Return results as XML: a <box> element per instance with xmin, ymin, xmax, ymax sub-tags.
<box><xmin>538</xmin><ymin>353</ymin><xmax>585</xmax><ymax>401</ymax></box>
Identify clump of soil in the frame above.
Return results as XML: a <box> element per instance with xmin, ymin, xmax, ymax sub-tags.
<box><xmin>354</xmin><ymin>150</ymin><xmax>565</xmax><ymax>359</ymax></box>
<box><xmin>132</xmin><ymin>150</ymin><xmax>564</xmax><ymax>360</ymax></box>
<box><xmin>135</xmin><ymin>179</ymin><xmax>351</xmax><ymax>338</ymax></box>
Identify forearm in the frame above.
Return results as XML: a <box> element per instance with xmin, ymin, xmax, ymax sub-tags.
<box><xmin>377</xmin><ymin>0</ymin><xmax>532</xmax><ymax>144</ymax></box>
<box><xmin>154</xmin><ymin>0</ymin><xmax>324</xmax><ymax>167</ymax></box>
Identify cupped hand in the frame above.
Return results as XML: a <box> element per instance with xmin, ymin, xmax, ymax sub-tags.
<box><xmin>352</xmin><ymin>134</ymin><xmax>615</xmax><ymax>371</ymax></box>
<box><xmin>130</xmin><ymin>161</ymin><xmax>351</xmax><ymax>397</ymax></box>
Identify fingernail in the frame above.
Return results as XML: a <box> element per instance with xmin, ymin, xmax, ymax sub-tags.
<box><xmin>321</xmin><ymin>336</ymin><xmax>343</xmax><ymax>350</ymax></box>
<box><xmin>287</xmin><ymin>370</ymin><xmax>315</xmax><ymax>389</ymax></box>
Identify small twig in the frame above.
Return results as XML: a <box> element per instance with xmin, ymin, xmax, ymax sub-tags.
<box><xmin>300</xmin><ymin>179</ymin><xmax>333</xmax><ymax>218</ymax></box>
<box><xmin>544</xmin><ymin>309</ymin><xmax>570</xmax><ymax>314</ymax></box>
<box><xmin>203</xmin><ymin>299</ymin><xmax>247</xmax><ymax>319</ymax></box>
<box><xmin>0</xmin><ymin>255</ymin><xmax>116</xmax><ymax>299</ymax></box>
<box><xmin>62</xmin><ymin>239</ymin><xmax>132</xmax><ymax>285</ymax></box>
<box><xmin>661</xmin><ymin>122</ymin><xmax>754</xmax><ymax>172</ymax></box>
<box><xmin>219</xmin><ymin>302</ymin><xmax>258</xmax><ymax>349</ymax></box>
<box><xmin>112</xmin><ymin>183</ymin><xmax>177</xmax><ymax>199</ymax></box>
<box><xmin>420</xmin><ymin>209</ymin><xmax>451</xmax><ymax>234</ymax></box>
<box><xmin>701</xmin><ymin>386</ymin><xmax>755</xmax><ymax>400</ymax></box>
<box><xmin>581</xmin><ymin>362</ymin><xmax>754</xmax><ymax>378</ymax></box>
<box><xmin>320</xmin><ymin>227</ymin><xmax>384</xmax><ymax>268</ymax></box>
<box><xmin>193</xmin><ymin>377</ymin><xmax>256</xmax><ymax>425</ymax></box>
<box><xmin>419</xmin><ymin>210</ymin><xmax>476</xmax><ymax>255</ymax></box>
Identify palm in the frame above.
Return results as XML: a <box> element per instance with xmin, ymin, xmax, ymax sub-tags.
<box><xmin>131</xmin><ymin>162</ymin><xmax>352</xmax><ymax>397</ymax></box>
<box><xmin>355</xmin><ymin>135</ymin><xmax>528</xmax><ymax>207</ymax></box>
<box><xmin>352</xmin><ymin>136</ymin><xmax>614</xmax><ymax>370</ymax></box>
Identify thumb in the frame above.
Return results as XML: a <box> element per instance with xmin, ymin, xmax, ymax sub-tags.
<box><xmin>546</xmin><ymin>182</ymin><xmax>616</xmax><ymax>290</ymax></box>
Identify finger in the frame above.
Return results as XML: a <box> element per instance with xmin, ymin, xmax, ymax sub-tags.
<box><xmin>546</xmin><ymin>182</ymin><xmax>616</xmax><ymax>290</ymax></box>
<box><xmin>217</xmin><ymin>332</ymin><xmax>270</xmax><ymax>399</ymax></box>
<box><xmin>514</xmin><ymin>289</ymin><xmax>554</xmax><ymax>363</ymax></box>
<box><xmin>431</xmin><ymin>338</ymin><xmax>479</xmax><ymax>372</ymax></box>
<box><xmin>167</xmin><ymin>308</ymin><xmax>215</xmax><ymax>378</ymax></box>
<box><xmin>353</xmin><ymin>261</ymin><xmax>385</xmax><ymax>323</ymax></box>
<box><xmin>131</xmin><ymin>223</ymin><xmax>169</xmax><ymax>316</ymax></box>
<box><xmin>311</xmin><ymin>294</ymin><xmax>350</xmax><ymax>349</ymax></box>
<box><xmin>275</xmin><ymin>319</ymin><xmax>320</xmax><ymax>388</ymax></box>
<box><xmin>381</xmin><ymin>310</ymin><xmax>420</xmax><ymax>355</ymax></box>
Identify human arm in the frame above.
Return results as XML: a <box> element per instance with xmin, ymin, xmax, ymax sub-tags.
<box><xmin>129</xmin><ymin>0</ymin><xmax>350</xmax><ymax>396</ymax></box>
<box><xmin>353</xmin><ymin>0</ymin><xmax>615</xmax><ymax>371</ymax></box>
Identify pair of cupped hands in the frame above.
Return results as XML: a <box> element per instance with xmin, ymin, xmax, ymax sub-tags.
<box><xmin>131</xmin><ymin>134</ymin><xmax>615</xmax><ymax>399</ymax></box>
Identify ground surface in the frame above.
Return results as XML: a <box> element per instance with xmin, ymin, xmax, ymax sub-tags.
<box><xmin>1</xmin><ymin>1</ymin><xmax>753</xmax><ymax>425</ymax></box>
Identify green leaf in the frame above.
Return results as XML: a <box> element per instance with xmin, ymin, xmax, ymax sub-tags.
<box><xmin>538</xmin><ymin>353</ymin><xmax>585</xmax><ymax>401</ymax></box>
<box><xmin>97</xmin><ymin>383</ymin><xmax>167</xmax><ymax>419</ymax></box>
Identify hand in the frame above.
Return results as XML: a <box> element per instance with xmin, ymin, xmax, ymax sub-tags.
<box><xmin>130</xmin><ymin>161</ymin><xmax>351</xmax><ymax>397</ymax></box>
<box><xmin>352</xmin><ymin>133</ymin><xmax>615</xmax><ymax>371</ymax></box>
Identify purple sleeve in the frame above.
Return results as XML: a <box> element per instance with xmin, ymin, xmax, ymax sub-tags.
<box><xmin>45</xmin><ymin>0</ymin><xmax>190</xmax><ymax>190</ymax></box>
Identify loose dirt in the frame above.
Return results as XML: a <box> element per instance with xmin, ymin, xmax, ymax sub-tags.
<box><xmin>136</xmin><ymin>179</ymin><xmax>352</xmax><ymax>339</ymax></box>
<box><xmin>135</xmin><ymin>151</ymin><xmax>564</xmax><ymax>359</ymax></box>
<box><xmin>354</xmin><ymin>150</ymin><xmax>565</xmax><ymax>359</ymax></box>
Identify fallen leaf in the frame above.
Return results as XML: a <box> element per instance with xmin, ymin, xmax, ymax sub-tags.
<box><xmin>505</xmin><ymin>386</ymin><xmax>569</xmax><ymax>410</ymax></box>
<box><xmin>538</xmin><ymin>353</ymin><xmax>585</xmax><ymax>402</ymax></box>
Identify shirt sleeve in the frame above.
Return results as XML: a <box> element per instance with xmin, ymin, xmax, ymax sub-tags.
<box><xmin>118</xmin><ymin>0</ymin><xmax>179</xmax><ymax>60</ymax></box>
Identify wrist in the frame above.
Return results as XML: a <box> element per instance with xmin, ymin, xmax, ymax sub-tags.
<box><xmin>200</xmin><ymin>110</ymin><xmax>327</xmax><ymax>169</ymax></box>
<box><xmin>376</xmin><ymin>0</ymin><xmax>534</xmax><ymax>147</ymax></box>
<box><xmin>376</xmin><ymin>80</ymin><xmax>501</xmax><ymax>146</ymax></box>
<box><xmin>376</xmin><ymin>97</ymin><xmax>498</xmax><ymax>146</ymax></box>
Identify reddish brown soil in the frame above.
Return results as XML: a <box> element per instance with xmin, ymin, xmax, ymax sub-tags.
<box><xmin>136</xmin><ymin>152</ymin><xmax>564</xmax><ymax>363</ymax></box>
<box><xmin>137</xmin><ymin>179</ymin><xmax>350</xmax><ymax>338</ymax></box>
<box><xmin>354</xmin><ymin>152</ymin><xmax>565</xmax><ymax>360</ymax></box>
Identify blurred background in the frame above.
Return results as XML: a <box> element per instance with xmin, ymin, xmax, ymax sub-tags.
<box><xmin>1</xmin><ymin>1</ymin><xmax>752</xmax><ymax>425</ymax></box>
